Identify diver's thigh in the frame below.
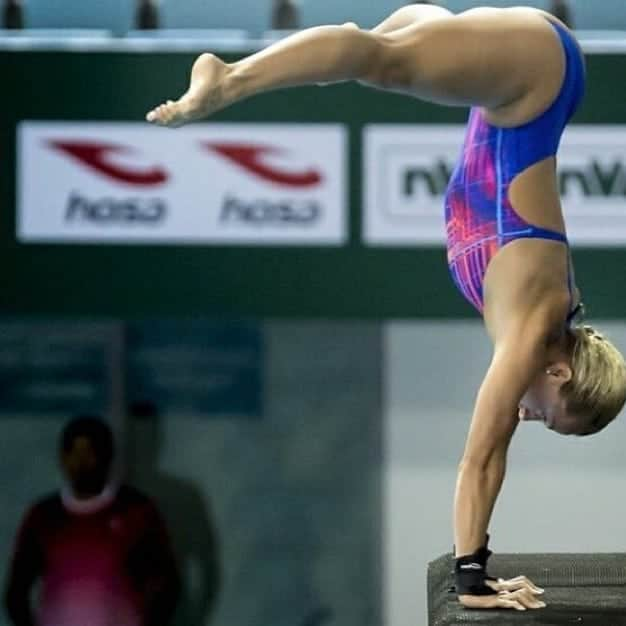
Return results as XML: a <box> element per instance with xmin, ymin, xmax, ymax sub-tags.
<box><xmin>371</xmin><ymin>3</ymin><xmax>453</xmax><ymax>35</ymax></box>
<box><xmin>375</xmin><ymin>7</ymin><xmax>565</xmax><ymax>117</ymax></box>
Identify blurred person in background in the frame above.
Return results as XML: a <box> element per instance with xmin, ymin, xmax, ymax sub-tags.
<box><xmin>549</xmin><ymin>0</ymin><xmax>574</xmax><ymax>29</ymax></box>
<box><xmin>3</xmin><ymin>0</ymin><xmax>23</xmax><ymax>29</ymax></box>
<box><xmin>136</xmin><ymin>0</ymin><xmax>159</xmax><ymax>30</ymax></box>
<box><xmin>148</xmin><ymin>1</ymin><xmax>626</xmax><ymax>614</ymax></box>
<box><xmin>271</xmin><ymin>0</ymin><xmax>300</xmax><ymax>30</ymax></box>
<box><xmin>3</xmin><ymin>416</ymin><xmax>181</xmax><ymax>626</ymax></box>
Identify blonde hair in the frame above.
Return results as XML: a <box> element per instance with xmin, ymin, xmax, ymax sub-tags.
<box><xmin>562</xmin><ymin>325</ymin><xmax>626</xmax><ymax>435</ymax></box>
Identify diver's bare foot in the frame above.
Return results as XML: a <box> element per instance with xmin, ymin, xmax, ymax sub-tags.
<box><xmin>146</xmin><ymin>53</ymin><xmax>231</xmax><ymax>127</ymax></box>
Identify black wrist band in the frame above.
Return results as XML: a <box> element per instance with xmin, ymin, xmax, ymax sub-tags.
<box><xmin>454</xmin><ymin>546</ymin><xmax>497</xmax><ymax>596</ymax></box>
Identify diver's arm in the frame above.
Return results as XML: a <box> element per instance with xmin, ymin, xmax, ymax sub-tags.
<box><xmin>454</xmin><ymin>328</ymin><xmax>547</xmax><ymax>556</ymax></box>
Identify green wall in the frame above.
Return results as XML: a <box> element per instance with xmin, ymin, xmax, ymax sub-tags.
<box><xmin>2</xmin><ymin>51</ymin><xmax>625</xmax><ymax>318</ymax></box>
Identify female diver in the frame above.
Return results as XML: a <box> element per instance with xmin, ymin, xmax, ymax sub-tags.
<box><xmin>146</xmin><ymin>3</ymin><xmax>626</xmax><ymax>611</ymax></box>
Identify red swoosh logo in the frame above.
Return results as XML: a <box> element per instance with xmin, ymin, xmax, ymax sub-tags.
<box><xmin>204</xmin><ymin>143</ymin><xmax>322</xmax><ymax>187</ymax></box>
<box><xmin>48</xmin><ymin>141</ymin><xmax>168</xmax><ymax>186</ymax></box>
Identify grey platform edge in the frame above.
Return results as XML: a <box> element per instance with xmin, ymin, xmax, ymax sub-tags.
<box><xmin>428</xmin><ymin>552</ymin><xmax>626</xmax><ymax>625</ymax></box>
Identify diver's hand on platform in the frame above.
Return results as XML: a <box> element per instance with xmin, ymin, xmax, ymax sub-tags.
<box><xmin>146</xmin><ymin>53</ymin><xmax>231</xmax><ymax>127</ymax></box>
<box><xmin>459</xmin><ymin>589</ymin><xmax>545</xmax><ymax>611</ymax></box>
<box><xmin>489</xmin><ymin>575</ymin><xmax>544</xmax><ymax>595</ymax></box>
<box><xmin>455</xmin><ymin>540</ymin><xmax>545</xmax><ymax>611</ymax></box>
<box><xmin>459</xmin><ymin>577</ymin><xmax>546</xmax><ymax>611</ymax></box>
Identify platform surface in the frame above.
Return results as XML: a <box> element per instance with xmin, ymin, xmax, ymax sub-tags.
<box><xmin>428</xmin><ymin>553</ymin><xmax>626</xmax><ymax>625</ymax></box>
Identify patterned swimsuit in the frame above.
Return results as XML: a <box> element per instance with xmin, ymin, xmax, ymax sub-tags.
<box><xmin>445</xmin><ymin>19</ymin><xmax>586</xmax><ymax>314</ymax></box>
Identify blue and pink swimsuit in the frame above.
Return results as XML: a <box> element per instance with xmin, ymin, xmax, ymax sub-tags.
<box><xmin>445</xmin><ymin>20</ymin><xmax>586</xmax><ymax>316</ymax></box>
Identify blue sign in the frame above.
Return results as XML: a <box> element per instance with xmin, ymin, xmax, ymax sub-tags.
<box><xmin>127</xmin><ymin>319</ymin><xmax>262</xmax><ymax>418</ymax></box>
<box><xmin>0</xmin><ymin>319</ymin><xmax>262</xmax><ymax>418</ymax></box>
<box><xmin>0</xmin><ymin>321</ymin><xmax>109</xmax><ymax>414</ymax></box>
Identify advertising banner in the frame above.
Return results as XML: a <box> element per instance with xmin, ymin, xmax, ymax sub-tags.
<box><xmin>18</xmin><ymin>122</ymin><xmax>347</xmax><ymax>245</ymax></box>
<box><xmin>363</xmin><ymin>125</ymin><xmax>626</xmax><ymax>246</ymax></box>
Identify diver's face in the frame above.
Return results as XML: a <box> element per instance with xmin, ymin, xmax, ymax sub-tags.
<box><xmin>518</xmin><ymin>369</ymin><xmax>585</xmax><ymax>436</ymax></box>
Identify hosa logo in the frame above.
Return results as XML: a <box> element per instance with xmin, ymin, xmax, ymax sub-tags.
<box><xmin>203</xmin><ymin>143</ymin><xmax>323</xmax><ymax>188</ymax></box>
<box><xmin>210</xmin><ymin>144</ymin><xmax>325</xmax><ymax>227</ymax></box>
<box><xmin>49</xmin><ymin>139</ymin><xmax>325</xmax><ymax>227</ymax></box>
<box><xmin>48</xmin><ymin>139</ymin><xmax>323</xmax><ymax>190</ymax></box>
<box><xmin>20</xmin><ymin>124</ymin><xmax>345</xmax><ymax>244</ymax></box>
<box><xmin>220</xmin><ymin>194</ymin><xmax>320</xmax><ymax>225</ymax></box>
<box><xmin>48</xmin><ymin>140</ymin><xmax>168</xmax><ymax>186</ymax></box>
<box><xmin>48</xmin><ymin>140</ymin><xmax>323</xmax><ymax>188</ymax></box>
<box><xmin>65</xmin><ymin>191</ymin><xmax>167</xmax><ymax>224</ymax></box>
<box><xmin>399</xmin><ymin>159</ymin><xmax>626</xmax><ymax>198</ymax></box>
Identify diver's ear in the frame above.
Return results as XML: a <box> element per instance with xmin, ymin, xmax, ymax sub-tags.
<box><xmin>545</xmin><ymin>362</ymin><xmax>572</xmax><ymax>383</ymax></box>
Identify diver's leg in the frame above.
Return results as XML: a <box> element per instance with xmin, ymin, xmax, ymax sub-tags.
<box><xmin>147</xmin><ymin>7</ymin><xmax>564</xmax><ymax>129</ymax></box>
<box><xmin>146</xmin><ymin>23</ymin><xmax>385</xmax><ymax>127</ymax></box>
<box><xmin>358</xmin><ymin>7</ymin><xmax>567</xmax><ymax>124</ymax></box>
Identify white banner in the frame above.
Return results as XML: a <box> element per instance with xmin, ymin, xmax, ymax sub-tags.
<box><xmin>363</xmin><ymin>125</ymin><xmax>462</xmax><ymax>246</ymax></box>
<box><xmin>363</xmin><ymin>124</ymin><xmax>626</xmax><ymax>246</ymax></box>
<box><xmin>18</xmin><ymin>122</ymin><xmax>347</xmax><ymax>245</ymax></box>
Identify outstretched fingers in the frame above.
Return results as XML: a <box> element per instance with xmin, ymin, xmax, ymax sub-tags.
<box><xmin>461</xmin><ymin>576</ymin><xmax>548</xmax><ymax>611</ymax></box>
<box><xmin>489</xmin><ymin>575</ymin><xmax>545</xmax><ymax>595</ymax></box>
<box><xmin>496</xmin><ymin>588</ymin><xmax>547</xmax><ymax>611</ymax></box>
